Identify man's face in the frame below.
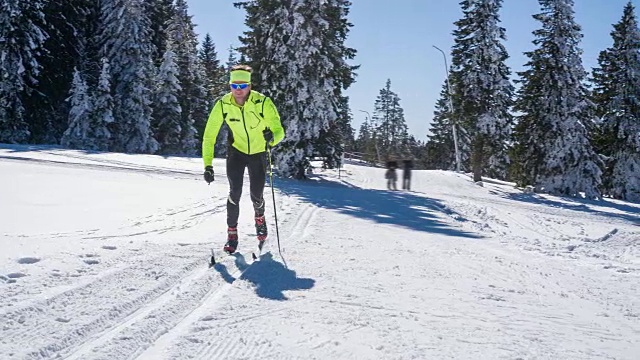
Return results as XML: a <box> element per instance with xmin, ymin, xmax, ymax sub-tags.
<box><xmin>230</xmin><ymin>81</ymin><xmax>251</xmax><ymax>96</ymax></box>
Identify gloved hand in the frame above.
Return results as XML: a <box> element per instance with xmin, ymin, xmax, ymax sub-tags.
<box><xmin>204</xmin><ymin>166</ymin><xmax>214</xmax><ymax>184</ymax></box>
<box><xmin>263</xmin><ymin>127</ymin><xmax>273</xmax><ymax>144</ymax></box>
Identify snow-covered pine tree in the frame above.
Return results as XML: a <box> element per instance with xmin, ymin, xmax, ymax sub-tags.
<box><xmin>61</xmin><ymin>69</ymin><xmax>92</xmax><ymax>149</ymax></box>
<box><xmin>513</xmin><ymin>0</ymin><xmax>602</xmax><ymax>199</ymax></box>
<box><xmin>372</xmin><ymin>79</ymin><xmax>410</xmax><ymax>160</ymax></box>
<box><xmin>89</xmin><ymin>58</ymin><xmax>114</xmax><ymax>151</ymax></box>
<box><xmin>153</xmin><ymin>48</ymin><xmax>183</xmax><ymax>154</ymax></box>
<box><xmin>0</xmin><ymin>0</ymin><xmax>48</xmax><ymax>143</ymax></box>
<box><xmin>450</xmin><ymin>0</ymin><xmax>514</xmax><ymax>181</ymax></box>
<box><xmin>236</xmin><ymin>0</ymin><xmax>349</xmax><ymax>178</ymax></box>
<box><xmin>164</xmin><ymin>0</ymin><xmax>206</xmax><ymax>155</ymax></box>
<box><xmin>26</xmin><ymin>0</ymin><xmax>94</xmax><ymax>144</ymax></box>
<box><xmin>79</xmin><ymin>1</ymin><xmax>103</xmax><ymax>86</ymax></box>
<box><xmin>338</xmin><ymin>97</ymin><xmax>356</xmax><ymax>153</ymax></box>
<box><xmin>100</xmin><ymin>0</ymin><xmax>157</xmax><ymax>153</ymax></box>
<box><xmin>190</xmin><ymin>60</ymin><xmax>211</xmax><ymax>155</ymax></box>
<box><xmin>425</xmin><ymin>83</ymin><xmax>457</xmax><ymax>170</ymax></box>
<box><xmin>315</xmin><ymin>98</ymin><xmax>350</xmax><ymax>169</ymax></box>
<box><xmin>199</xmin><ymin>33</ymin><xmax>227</xmax><ymax>101</ymax></box>
<box><xmin>311</xmin><ymin>0</ymin><xmax>358</xmax><ymax>169</ymax></box>
<box><xmin>591</xmin><ymin>1</ymin><xmax>640</xmax><ymax>202</ymax></box>
<box><xmin>198</xmin><ymin>33</ymin><xmax>229</xmax><ymax>157</ymax></box>
<box><xmin>355</xmin><ymin>118</ymin><xmax>380</xmax><ymax>165</ymax></box>
<box><xmin>146</xmin><ymin>0</ymin><xmax>176</xmax><ymax>68</ymax></box>
<box><xmin>61</xmin><ymin>60</ymin><xmax>113</xmax><ymax>151</ymax></box>
<box><xmin>316</xmin><ymin>96</ymin><xmax>355</xmax><ymax>169</ymax></box>
<box><xmin>225</xmin><ymin>46</ymin><xmax>240</xmax><ymax>70</ymax></box>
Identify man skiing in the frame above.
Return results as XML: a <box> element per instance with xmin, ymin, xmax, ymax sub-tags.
<box><xmin>402</xmin><ymin>159</ymin><xmax>413</xmax><ymax>191</ymax></box>
<box><xmin>201</xmin><ymin>64</ymin><xmax>285</xmax><ymax>254</ymax></box>
<box><xmin>385</xmin><ymin>160</ymin><xmax>398</xmax><ymax>190</ymax></box>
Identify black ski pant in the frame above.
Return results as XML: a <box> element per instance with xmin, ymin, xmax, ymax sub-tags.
<box><xmin>403</xmin><ymin>173</ymin><xmax>411</xmax><ymax>190</ymax></box>
<box><xmin>226</xmin><ymin>147</ymin><xmax>266</xmax><ymax>228</ymax></box>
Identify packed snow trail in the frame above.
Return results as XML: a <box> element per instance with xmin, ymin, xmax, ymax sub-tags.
<box><xmin>1</xmin><ymin>145</ymin><xmax>638</xmax><ymax>359</ymax></box>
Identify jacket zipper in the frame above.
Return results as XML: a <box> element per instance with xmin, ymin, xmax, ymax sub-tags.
<box><xmin>241</xmin><ymin>106</ymin><xmax>250</xmax><ymax>154</ymax></box>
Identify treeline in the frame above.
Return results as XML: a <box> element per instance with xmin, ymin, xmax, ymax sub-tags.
<box><xmin>1</xmin><ymin>0</ymin><xmax>639</xmax><ymax>201</ymax></box>
<box><xmin>0</xmin><ymin>0</ymin><xmax>357</xmax><ymax>179</ymax></box>
<box><xmin>351</xmin><ymin>0</ymin><xmax>640</xmax><ymax>202</ymax></box>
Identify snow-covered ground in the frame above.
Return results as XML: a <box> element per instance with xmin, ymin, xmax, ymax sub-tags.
<box><xmin>1</xmin><ymin>144</ymin><xmax>638</xmax><ymax>360</ymax></box>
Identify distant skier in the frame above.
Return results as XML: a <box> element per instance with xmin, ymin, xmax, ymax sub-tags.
<box><xmin>201</xmin><ymin>64</ymin><xmax>285</xmax><ymax>254</ymax></box>
<box><xmin>385</xmin><ymin>160</ymin><xmax>398</xmax><ymax>190</ymax></box>
<box><xmin>402</xmin><ymin>159</ymin><xmax>413</xmax><ymax>191</ymax></box>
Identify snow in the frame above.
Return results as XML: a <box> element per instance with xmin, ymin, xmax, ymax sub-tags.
<box><xmin>1</xmin><ymin>144</ymin><xmax>638</xmax><ymax>359</ymax></box>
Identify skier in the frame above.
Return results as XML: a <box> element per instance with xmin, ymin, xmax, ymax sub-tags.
<box><xmin>201</xmin><ymin>64</ymin><xmax>285</xmax><ymax>254</ymax></box>
<box><xmin>402</xmin><ymin>159</ymin><xmax>413</xmax><ymax>190</ymax></box>
<box><xmin>385</xmin><ymin>160</ymin><xmax>398</xmax><ymax>190</ymax></box>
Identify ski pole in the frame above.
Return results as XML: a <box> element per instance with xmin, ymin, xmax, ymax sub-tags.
<box><xmin>266</xmin><ymin>143</ymin><xmax>284</xmax><ymax>263</ymax></box>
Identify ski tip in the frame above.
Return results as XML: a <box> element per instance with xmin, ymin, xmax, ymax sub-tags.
<box><xmin>251</xmin><ymin>252</ymin><xmax>257</xmax><ymax>261</ymax></box>
<box><xmin>209</xmin><ymin>255</ymin><xmax>216</xmax><ymax>267</ymax></box>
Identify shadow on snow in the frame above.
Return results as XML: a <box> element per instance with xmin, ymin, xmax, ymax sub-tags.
<box><xmin>499</xmin><ymin>191</ymin><xmax>640</xmax><ymax>225</ymax></box>
<box><xmin>274</xmin><ymin>175</ymin><xmax>482</xmax><ymax>239</ymax></box>
<box><xmin>213</xmin><ymin>252</ymin><xmax>315</xmax><ymax>301</ymax></box>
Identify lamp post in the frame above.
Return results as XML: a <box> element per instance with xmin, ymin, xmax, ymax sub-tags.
<box><xmin>433</xmin><ymin>45</ymin><xmax>461</xmax><ymax>173</ymax></box>
<box><xmin>359</xmin><ymin>109</ymin><xmax>382</xmax><ymax>165</ymax></box>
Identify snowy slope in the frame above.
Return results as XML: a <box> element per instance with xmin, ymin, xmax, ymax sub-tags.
<box><xmin>1</xmin><ymin>144</ymin><xmax>638</xmax><ymax>360</ymax></box>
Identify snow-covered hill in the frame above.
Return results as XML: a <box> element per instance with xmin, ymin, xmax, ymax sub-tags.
<box><xmin>1</xmin><ymin>144</ymin><xmax>638</xmax><ymax>359</ymax></box>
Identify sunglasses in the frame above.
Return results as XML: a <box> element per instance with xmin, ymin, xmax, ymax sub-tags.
<box><xmin>230</xmin><ymin>83</ymin><xmax>250</xmax><ymax>90</ymax></box>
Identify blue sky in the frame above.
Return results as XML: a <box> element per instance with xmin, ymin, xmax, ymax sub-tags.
<box><xmin>186</xmin><ymin>0</ymin><xmax>638</xmax><ymax>141</ymax></box>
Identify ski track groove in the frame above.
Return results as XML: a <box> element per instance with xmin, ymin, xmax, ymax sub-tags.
<box><xmin>137</xmin><ymin>254</ymin><xmax>254</xmax><ymax>360</ymax></box>
<box><xmin>1</xmin><ymin>172</ymin><xmax>317</xmax><ymax>359</ymax></box>
<box><xmin>146</xmin><ymin>202</ymin><xmax>318</xmax><ymax>360</ymax></box>
<box><xmin>62</xmin><ymin>262</ymin><xmax>222</xmax><ymax>360</ymax></box>
<box><xmin>0</xmin><ymin>250</ymin><xmax>205</xmax><ymax>360</ymax></box>
<box><xmin>0</xmin><ymin>262</ymin><xmax>132</xmax><ymax>317</ymax></box>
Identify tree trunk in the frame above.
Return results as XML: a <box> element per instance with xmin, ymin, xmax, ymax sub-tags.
<box><xmin>472</xmin><ymin>135</ymin><xmax>484</xmax><ymax>182</ymax></box>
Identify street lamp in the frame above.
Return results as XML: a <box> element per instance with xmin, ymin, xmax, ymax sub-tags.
<box><xmin>433</xmin><ymin>45</ymin><xmax>461</xmax><ymax>173</ymax></box>
<box><xmin>359</xmin><ymin>109</ymin><xmax>382</xmax><ymax>165</ymax></box>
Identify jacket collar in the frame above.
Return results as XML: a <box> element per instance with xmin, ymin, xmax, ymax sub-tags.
<box><xmin>224</xmin><ymin>91</ymin><xmax>255</xmax><ymax>108</ymax></box>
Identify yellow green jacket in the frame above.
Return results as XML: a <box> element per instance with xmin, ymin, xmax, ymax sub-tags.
<box><xmin>202</xmin><ymin>90</ymin><xmax>285</xmax><ymax>167</ymax></box>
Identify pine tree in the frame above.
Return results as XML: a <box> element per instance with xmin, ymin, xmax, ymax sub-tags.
<box><xmin>236</xmin><ymin>0</ymin><xmax>355</xmax><ymax>179</ymax></box>
<box><xmin>335</xmin><ymin>96</ymin><xmax>355</xmax><ymax>152</ymax></box>
<box><xmin>61</xmin><ymin>69</ymin><xmax>92</xmax><ymax>149</ymax></box>
<box><xmin>425</xmin><ymin>83</ymin><xmax>457</xmax><ymax>170</ymax></box>
<box><xmin>90</xmin><ymin>58</ymin><xmax>115</xmax><ymax>151</ymax></box>
<box><xmin>514</xmin><ymin>0</ymin><xmax>602</xmax><ymax>199</ymax></box>
<box><xmin>450</xmin><ymin>0</ymin><xmax>514</xmax><ymax>181</ymax></box>
<box><xmin>100</xmin><ymin>0</ymin><xmax>158</xmax><ymax>153</ymax></box>
<box><xmin>355</xmin><ymin>119</ymin><xmax>380</xmax><ymax>165</ymax></box>
<box><xmin>25</xmin><ymin>0</ymin><xmax>94</xmax><ymax>144</ymax></box>
<box><xmin>190</xmin><ymin>61</ymin><xmax>211</xmax><ymax>155</ymax></box>
<box><xmin>153</xmin><ymin>48</ymin><xmax>183</xmax><ymax>154</ymax></box>
<box><xmin>225</xmin><ymin>46</ymin><xmax>240</xmax><ymax>70</ymax></box>
<box><xmin>592</xmin><ymin>1</ymin><xmax>640</xmax><ymax>202</ymax></box>
<box><xmin>310</xmin><ymin>0</ymin><xmax>358</xmax><ymax>169</ymax></box>
<box><xmin>372</xmin><ymin>79</ymin><xmax>410</xmax><ymax>160</ymax></box>
<box><xmin>78</xmin><ymin>1</ymin><xmax>103</xmax><ymax>87</ymax></box>
<box><xmin>199</xmin><ymin>33</ymin><xmax>227</xmax><ymax>100</ymax></box>
<box><xmin>0</xmin><ymin>0</ymin><xmax>48</xmax><ymax>143</ymax></box>
<box><xmin>165</xmin><ymin>0</ymin><xmax>206</xmax><ymax>155</ymax></box>
<box><xmin>198</xmin><ymin>33</ymin><xmax>229</xmax><ymax>157</ymax></box>
<box><xmin>341</xmin><ymin>118</ymin><xmax>356</xmax><ymax>154</ymax></box>
<box><xmin>146</xmin><ymin>0</ymin><xmax>176</xmax><ymax>67</ymax></box>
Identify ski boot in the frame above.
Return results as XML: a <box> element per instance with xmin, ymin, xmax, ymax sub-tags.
<box><xmin>255</xmin><ymin>215</ymin><xmax>267</xmax><ymax>242</ymax></box>
<box><xmin>223</xmin><ymin>226</ymin><xmax>238</xmax><ymax>254</ymax></box>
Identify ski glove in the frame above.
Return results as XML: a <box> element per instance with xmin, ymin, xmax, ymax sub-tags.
<box><xmin>263</xmin><ymin>127</ymin><xmax>274</xmax><ymax>144</ymax></box>
<box><xmin>204</xmin><ymin>166</ymin><xmax>214</xmax><ymax>184</ymax></box>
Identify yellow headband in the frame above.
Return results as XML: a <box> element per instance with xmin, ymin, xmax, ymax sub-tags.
<box><xmin>229</xmin><ymin>70</ymin><xmax>251</xmax><ymax>84</ymax></box>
